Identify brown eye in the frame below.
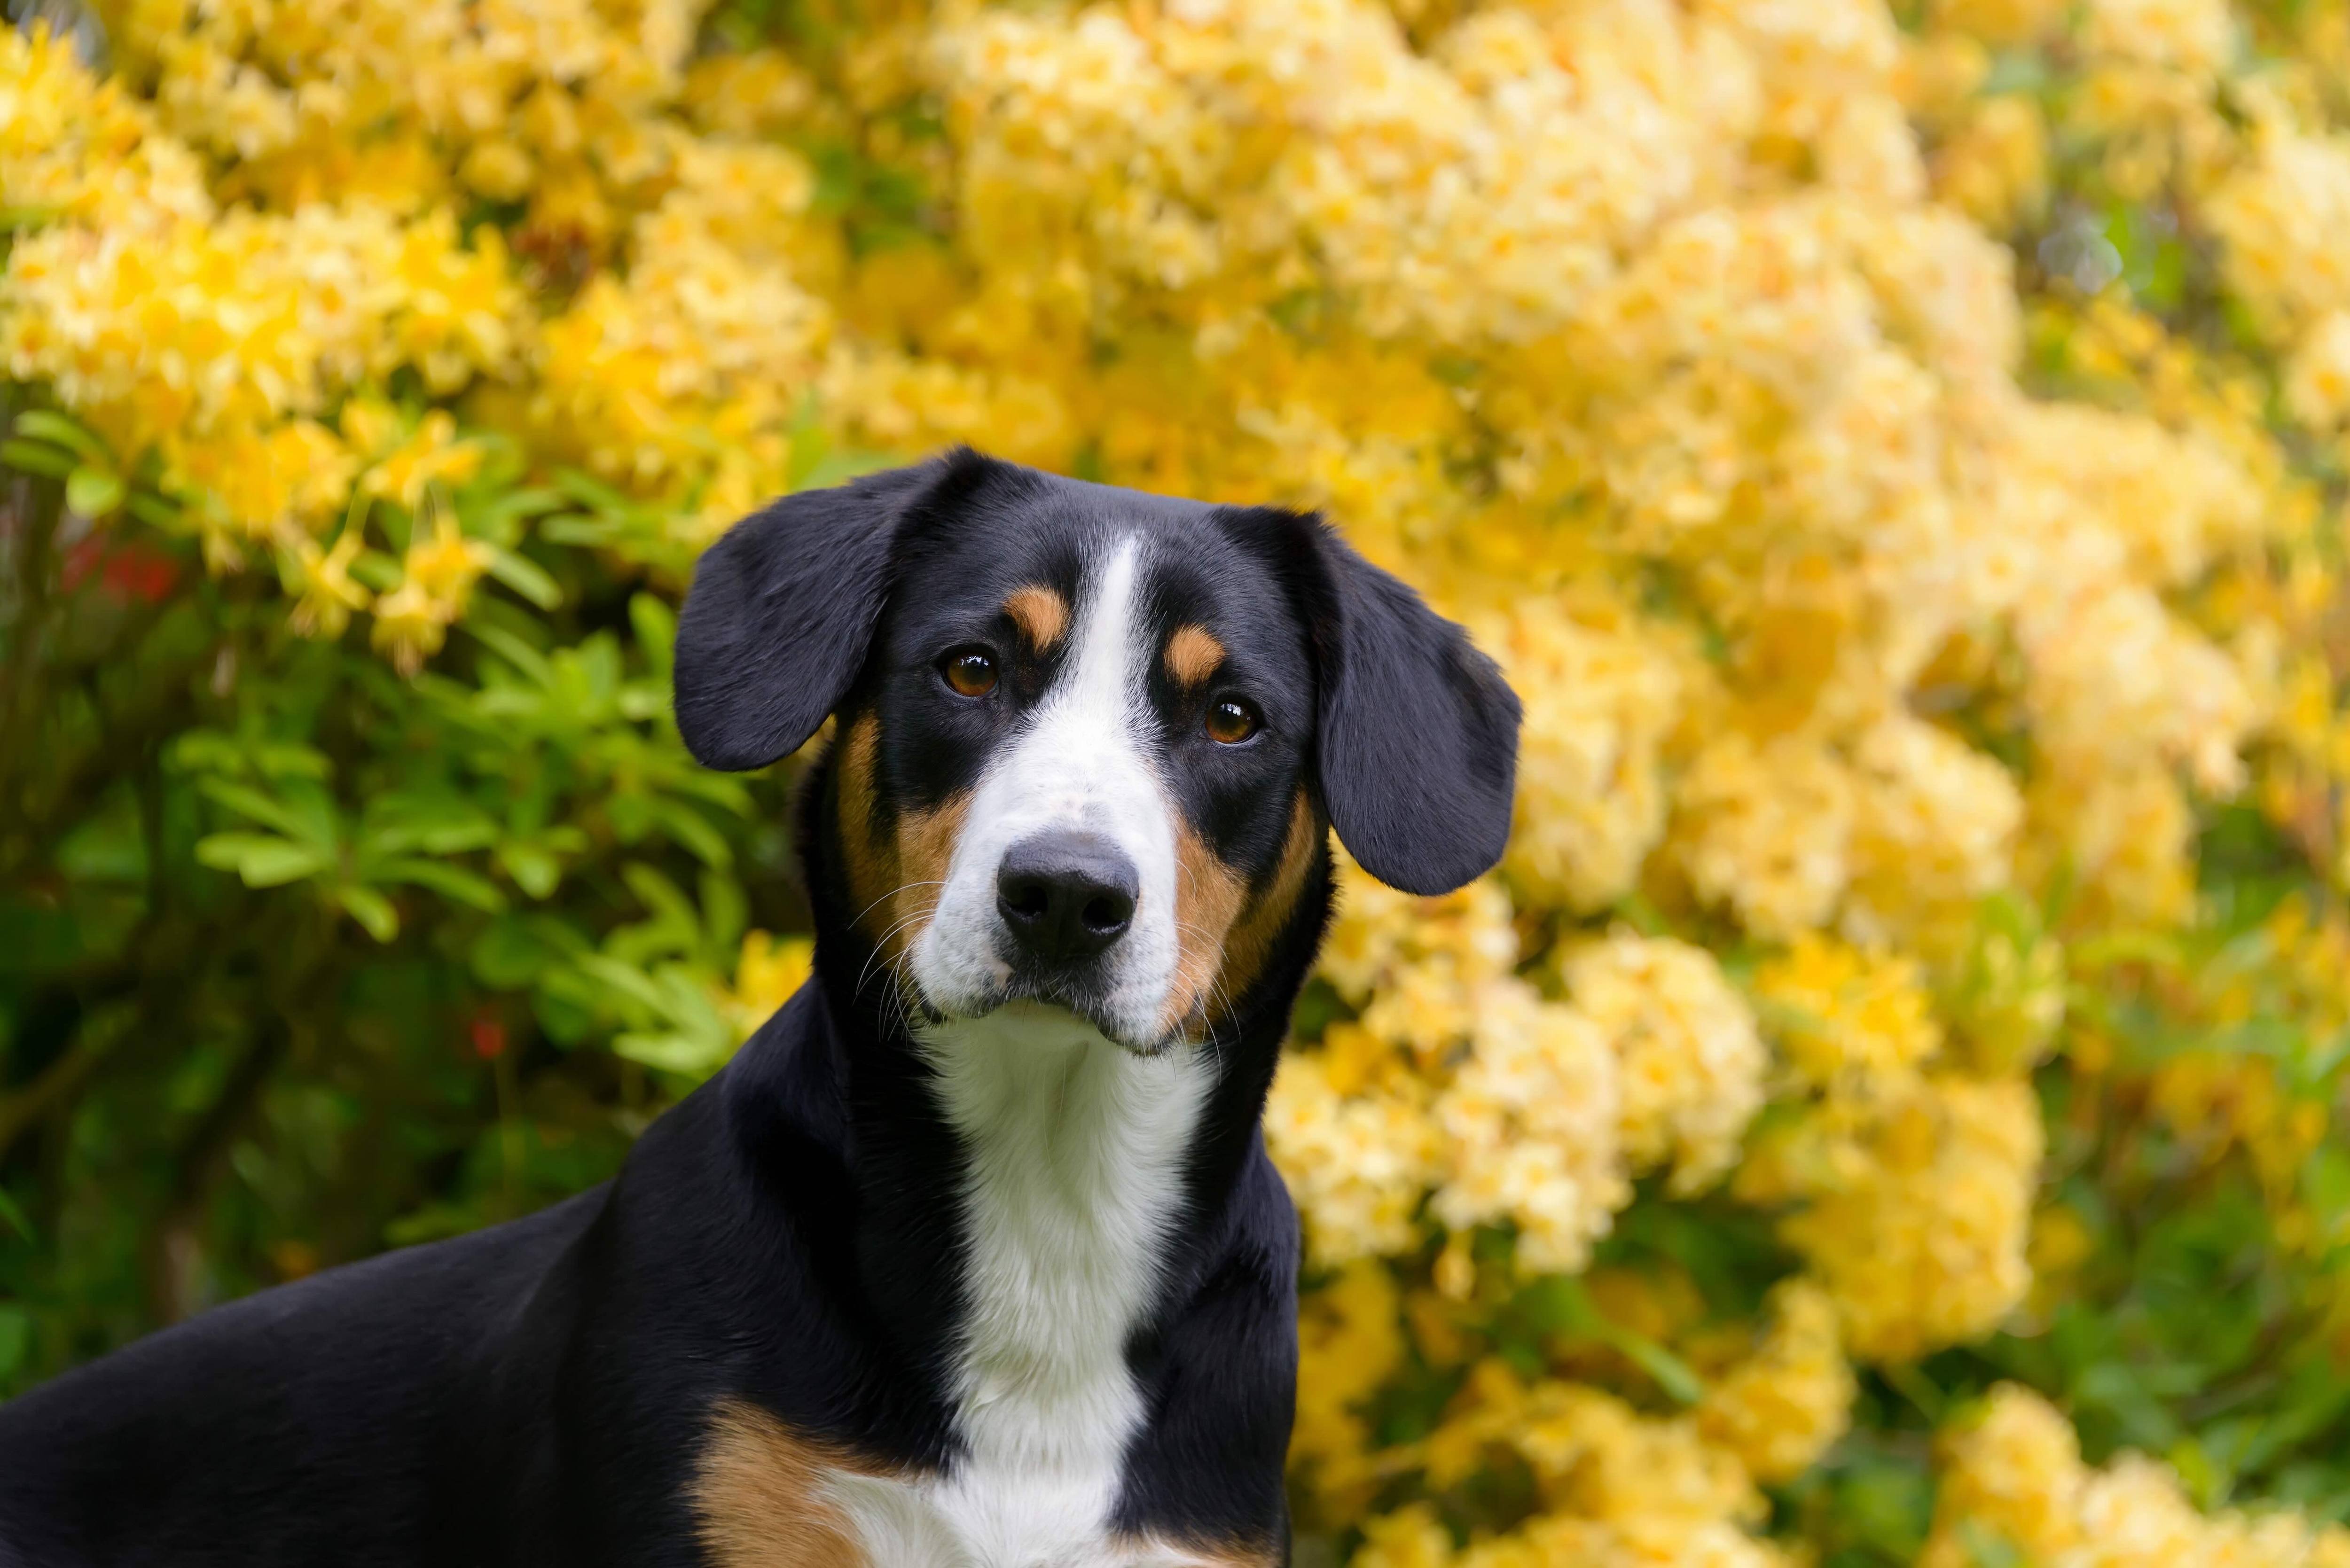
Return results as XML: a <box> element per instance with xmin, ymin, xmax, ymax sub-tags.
<box><xmin>1206</xmin><ymin>698</ymin><xmax>1258</xmax><ymax>744</ymax></box>
<box><xmin>943</xmin><ymin>648</ymin><xmax>998</xmax><ymax>697</ymax></box>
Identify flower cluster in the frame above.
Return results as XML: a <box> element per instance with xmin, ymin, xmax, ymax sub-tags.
<box><xmin>1922</xmin><ymin>1386</ymin><xmax>2350</xmax><ymax>1568</ymax></box>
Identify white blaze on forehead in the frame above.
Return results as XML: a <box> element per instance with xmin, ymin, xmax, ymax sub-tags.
<box><xmin>905</xmin><ymin>533</ymin><xmax>1183</xmax><ymax>1047</ymax></box>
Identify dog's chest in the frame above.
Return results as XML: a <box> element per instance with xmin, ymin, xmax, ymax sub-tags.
<box><xmin>833</xmin><ymin>1010</ymin><xmax>1212</xmax><ymax>1567</ymax></box>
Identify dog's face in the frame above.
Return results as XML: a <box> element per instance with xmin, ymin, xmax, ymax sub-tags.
<box><xmin>673</xmin><ymin>451</ymin><xmax>1520</xmax><ymax>1053</ymax></box>
<box><xmin>841</xmin><ymin>491</ymin><xmax>1321</xmax><ymax>1051</ymax></box>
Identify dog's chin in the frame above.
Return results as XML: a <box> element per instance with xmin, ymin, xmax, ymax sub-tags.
<box><xmin>910</xmin><ymin>974</ymin><xmax>1180</xmax><ymax>1057</ymax></box>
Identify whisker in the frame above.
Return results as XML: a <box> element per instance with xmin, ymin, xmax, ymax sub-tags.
<box><xmin>850</xmin><ymin>879</ymin><xmax>948</xmax><ymax>929</ymax></box>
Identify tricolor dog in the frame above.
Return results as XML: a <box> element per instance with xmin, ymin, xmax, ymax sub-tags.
<box><xmin>0</xmin><ymin>450</ymin><xmax>1520</xmax><ymax>1568</ymax></box>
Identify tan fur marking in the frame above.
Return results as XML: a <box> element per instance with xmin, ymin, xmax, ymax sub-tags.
<box><xmin>1160</xmin><ymin>793</ymin><xmax>1321</xmax><ymax>1038</ymax></box>
<box><xmin>887</xmin><ymin>791</ymin><xmax>971</xmax><ymax>968</ymax></box>
<box><xmin>1163</xmin><ymin>624</ymin><xmax>1226</xmax><ymax>687</ymax></box>
<box><xmin>833</xmin><ymin>715</ymin><xmax>972</xmax><ymax>970</ymax></box>
<box><xmin>690</xmin><ymin>1399</ymin><xmax>875</xmax><ymax>1568</ymax></box>
<box><xmin>1005</xmin><ymin>584</ymin><xmax>1070</xmax><ymax>652</ymax></box>
<box><xmin>1162</xmin><ymin>822</ymin><xmax>1251</xmax><ymax>1038</ymax></box>
<box><xmin>836</xmin><ymin>715</ymin><xmax>892</xmax><ymax>943</ymax></box>
<box><xmin>1211</xmin><ymin>792</ymin><xmax>1322</xmax><ymax>1018</ymax></box>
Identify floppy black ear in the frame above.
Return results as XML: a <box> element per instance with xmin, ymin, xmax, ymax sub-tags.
<box><xmin>674</xmin><ymin>452</ymin><xmax>988</xmax><ymax>771</ymax></box>
<box><xmin>1292</xmin><ymin>519</ymin><xmax>1521</xmax><ymax>896</ymax></box>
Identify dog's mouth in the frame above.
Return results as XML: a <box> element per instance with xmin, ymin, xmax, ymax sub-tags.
<box><xmin>903</xmin><ymin>969</ymin><xmax>1183</xmax><ymax>1057</ymax></box>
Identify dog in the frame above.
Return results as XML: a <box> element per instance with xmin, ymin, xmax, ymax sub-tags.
<box><xmin>0</xmin><ymin>449</ymin><xmax>1520</xmax><ymax>1568</ymax></box>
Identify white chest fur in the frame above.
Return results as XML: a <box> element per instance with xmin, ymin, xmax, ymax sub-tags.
<box><xmin>830</xmin><ymin>1004</ymin><xmax>1214</xmax><ymax>1568</ymax></box>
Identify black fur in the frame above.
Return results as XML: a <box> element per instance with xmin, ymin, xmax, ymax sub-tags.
<box><xmin>0</xmin><ymin>452</ymin><xmax>1518</xmax><ymax>1567</ymax></box>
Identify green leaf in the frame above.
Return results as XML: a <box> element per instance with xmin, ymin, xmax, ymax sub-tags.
<box><xmin>1506</xmin><ymin>1274</ymin><xmax>1705</xmax><ymax>1405</ymax></box>
<box><xmin>195</xmin><ymin>833</ymin><xmax>331</xmax><ymax>887</ymax></box>
<box><xmin>621</xmin><ymin>862</ymin><xmax>698</xmax><ymax>929</ymax></box>
<box><xmin>126</xmin><ymin>491</ymin><xmax>183</xmax><ymax>530</ymax></box>
<box><xmin>700</xmin><ymin>868</ymin><xmax>749</xmax><ymax>955</ymax></box>
<box><xmin>0</xmin><ymin>1304</ymin><xmax>29</xmax><ymax>1383</ymax></box>
<box><xmin>467</xmin><ymin>622</ymin><xmax>556</xmax><ymax>686</ymax></box>
<box><xmin>611</xmin><ymin>1031</ymin><xmax>727</xmax><ymax>1076</ymax></box>
<box><xmin>486</xmin><ymin>546</ymin><xmax>563</xmax><ymax>610</ymax></box>
<box><xmin>252</xmin><ymin>743</ymin><xmax>333</xmax><ymax>780</ymax></box>
<box><xmin>0</xmin><ymin>439</ymin><xmax>76</xmax><ymax>479</ymax></box>
<box><xmin>14</xmin><ymin>410</ymin><xmax>111</xmax><ymax>463</ymax></box>
<box><xmin>336</xmin><ymin>884</ymin><xmax>400</xmax><ymax>942</ymax></box>
<box><xmin>573</xmin><ymin>952</ymin><xmax>670</xmax><ymax>1015</ymax></box>
<box><xmin>798</xmin><ymin>448</ymin><xmax>899</xmax><ymax>491</ymax></box>
<box><xmin>785</xmin><ymin>418</ymin><xmax>832</xmax><ymax>490</ymax></box>
<box><xmin>172</xmin><ymin>731</ymin><xmax>248</xmax><ymax>775</ymax></box>
<box><xmin>349</xmin><ymin>548</ymin><xmax>404</xmax><ymax>592</ymax></box>
<box><xmin>65</xmin><ymin>465</ymin><xmax>125</xmax><ymax>518</ymax></box>
<box><xmin>199</xmin><ymin>778</ymin><xmax>336</xmax><ymax>848</ymax></box>
<box><xmin>629</xmin><ymin>593</ymin><xmax>677</xmax><ymax>678</ymax></box>
<box><xmin>647</xmin><ymin>796</ymin><xmax>733</xmax><ymax>869</ymax></box>
<box><xmin>0</xmin><ymin>1186</ymin><xmax>36</xmax><ymax>1243</ymax></box>
<box><xmin>471</xmin><ymin>913</ymin><xmax>586</xmax><ymax>989</ymax></box>
<box><xmin>361</xmin><ymin>796</ymin><xmax>500</xmax><ymax>857</ymax></box>
<box><xmin>496</xmin><ymin>841</ymin><xmax>563</xmax><ymax>900</ymax></box>
<box><xmin>1955</xmin><ymin>1520</ymin><xmax>2027</xmax><ymax>1568</ymax></box>
<box><xmin>371</xmin><ymin>857</ymin><xmax>509</xmax><ymax>913</ymax></box>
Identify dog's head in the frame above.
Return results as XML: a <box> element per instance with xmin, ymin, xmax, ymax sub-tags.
<box><xmin>674</xmin><ymin>450</ymin><xmax>1519</xmax><ymax>1054</ymax></box>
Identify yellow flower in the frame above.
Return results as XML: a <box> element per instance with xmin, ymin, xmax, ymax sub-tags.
<box><xmin>1431</xmin><ymin>982</ymin><xmax>1627</xmax><ymax>1274</ymax></box>
<box><xmin>368</xmin><ymin>502</ymin><xmax>494</xmax><ymax>675</ymax></box>
<box><xmin>284</xmin><ymin>528</ymin><xmax>371</xmax><ymax>640</ymax></box>
<box><xmin>1486</xmin><ymin>597</ymin><xmax>1684</xmax><ymax>913</ymax></box>
<box><xmin>369</xmin><ymin>580</ymin><xmax>450</xmax><ymax>678</ymax></box>
<box><xmin>725</xmin><ymin>930</ymin><xmax>813</xmax><ymax>1037</ymax></box>
<box><xmin>2082</xmin><ymin>0</ymin><xmax>2234</xmax><ymax>79</ymax></box>
<box><xmin>1264</xmin><ymin>1047</ymin><xmax>1443</xmax><ymax>1268</ymax></box>
<box><xmin>1670</xmin><ymin>733</ymin><xmax>1856</xmax><ymax>941</ymax></box>
<box><xmin>1775</xmin><ymin>1074</ymin><xmax>2041</xmax><ymax>1361</ymax></box>
<box><xmin>1922</xmin><ymin>1384</ymin><xmax>2350</xmax><ymax>1568</ymax></box>
<box><xmin>1933</xmin><ymin>94</ymin><xmax>2050</xmax><ymax>234</ymax></box>
<box><xmin>1560</xmin><ymin>932</ymin><xmax>1764</xmax><ymax>1194</ymax></box>
<box><xmin>1755</xmin><ymin>935</ymin><xmax>1942</xmax><ymax>1086</ymax></box>
<box><xmin>360</xmin><ymin>410</ymin><xmax>484</xmax><ymax>511</ymax></box>
<box><xmin>1292</xmin><ymin>1262</ymin><xmax>1405</xmax><ymax>1514</ymax></box>
<box><xmin>1696</xmin><ymin>1279</ymin><xmax>1855</xmax><ymax>1483</ymax></box>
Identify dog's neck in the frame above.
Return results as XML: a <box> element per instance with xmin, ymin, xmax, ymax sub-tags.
<box><xmin>914</xmin><ymin>1003</ymin><xmax>1212</xmax><ymax>1498</ymax></box>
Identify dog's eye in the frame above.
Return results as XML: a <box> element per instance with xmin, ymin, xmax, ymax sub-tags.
<box><xmin>1206</xmin><ymin>698</ymin><xmax>1259</xmax><ymax>744</ymax></box>
<box><xmin>942</xmin><ymin>647</ymin><xmax>998</xmax><ymax>697</ymax></box>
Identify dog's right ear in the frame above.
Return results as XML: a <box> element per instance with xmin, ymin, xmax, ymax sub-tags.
<box><xmin>674</xmin><ymin>450</ymin><xmax>992</xmax><ymax>771</ymax></box>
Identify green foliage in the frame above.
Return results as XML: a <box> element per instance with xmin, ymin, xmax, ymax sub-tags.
<box><xmin>0</xmin><ymin>410</ymin><xmax>813</xmax><ymax>1390</ymax></box>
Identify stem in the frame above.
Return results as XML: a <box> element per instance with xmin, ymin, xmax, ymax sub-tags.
<box><xmin>142</xmin><ymin>1017</ymin><xmax>291</xmax><ymax>1324</ymax></box>
<box><xmin>0</xmin><ymin>1027</ymin><xmax>110</xmax><ymax>1165</ymax></box>
<box><xmin>0</xmin><ymin>469</ymin><xmax>62</xmax><ymax>813</ymax></box>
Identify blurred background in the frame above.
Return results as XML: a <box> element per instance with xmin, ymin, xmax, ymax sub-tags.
<box><xmin>7</xmin><ymin>0</ymin><xmax>2350</xmax><ymax>1562</ymax></box>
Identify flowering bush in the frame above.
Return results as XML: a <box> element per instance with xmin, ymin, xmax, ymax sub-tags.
<box><xmin>8</xmin><ymin>0</ymin><xmax>2350</xmax><ymax>1562</ymax></box>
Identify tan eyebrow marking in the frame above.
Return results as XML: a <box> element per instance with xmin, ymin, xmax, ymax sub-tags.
<box><xmin>1164</xmin><ymin>624</ymin><xmax>1225</xmax><ymax>687</ymax></box>
<box><xmin>1003</xmin><ymin>585</ymin><xmax>1069</xmax><ymax>652</ymax></box>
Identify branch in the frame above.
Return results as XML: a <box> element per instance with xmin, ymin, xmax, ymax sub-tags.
<box><xmin>0</xmin><ymin>1026</ymin><xmax>111</xmax><ymax>1165</ymax></box>
<box><xmin>0</xmin><ymin>469</ymin><xmax>63</xmax><ymax>812</ymax></box>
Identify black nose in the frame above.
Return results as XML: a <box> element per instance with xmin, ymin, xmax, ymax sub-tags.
<box><xmin>996</xmin><ymin>833</ymin><xmax>1139</xmax><ymax>963</ymax></box>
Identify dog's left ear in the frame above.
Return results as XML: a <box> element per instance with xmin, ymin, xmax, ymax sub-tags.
<box><xmin>674</xmin><ymin>450</ymin><xmax>996</xmax><ymax>771</ymax></box>
<box><xmin>1277</xmin><ymin>515</ymin><xmax>1521</xmax><ymax>897</ymax></box>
